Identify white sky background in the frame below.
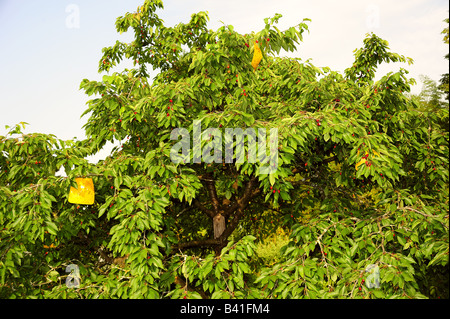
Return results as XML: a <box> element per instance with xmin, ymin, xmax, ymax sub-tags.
<box><xmin>0</xmin><ymin>0</ymin><xmax>448</xmax><ymax>164</ymax></box>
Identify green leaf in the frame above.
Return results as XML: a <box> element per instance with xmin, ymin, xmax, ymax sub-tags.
<box><xmin>237</xmin><ymin>262</ymin><xmax>250</xmax><ymax>273</ymax></box>
<box><xmin>330</xmin><ymin>272</ymin><xmax>338</xmax><ymax>282</ymax></box>
<box><xmin>269</xmin><ymin>173</ymin><xmax>275</xmax><ymax>186</ymax></box>
<box><xmin>401</xmin><ymin>271</ymin><xmax>414</xmax><ymax>282</ymax></box>
<box><xmin>371</xmin><ymin>289</ymin><xmax>385</xmax><ymax>298</ymax></box>
<box><xmin>397</xmin><ymin>235</ymin><xmax>406</xmax><ymax>246</ymax></box>
<box><xmin>298</xmin><ymin>265</ymin><xmax>305</xmax><ymax>279</ymax></box>
<box><xmin>428</xmin><ymin>250</ymin><xmax>448</xmax><ymax>267</ymax></box>
<box><xmin>46</xmin><ymin>221</ymin><xmax>58</xmax><ymax>236</ymax></box>
<box><xmin>382</xmin><ymin>270</ymin><xmax>395</xmax><ymax>283</ymax></box>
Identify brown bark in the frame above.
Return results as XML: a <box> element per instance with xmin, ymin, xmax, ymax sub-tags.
<box><xmin>213</xmin><ymin>213</ymin><xmax>226</xmax><ymax>239</ymax></box>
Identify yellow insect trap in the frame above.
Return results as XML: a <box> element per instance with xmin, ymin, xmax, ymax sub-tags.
<box><xmin>251</xmin><ymin>42</ymin><xmax>262</xmax><ymax>71</ymax></box>
<box><xmin>68</xmin><ymin>177</ymin><xmax>95</xmax><ymax>205</ymax></box>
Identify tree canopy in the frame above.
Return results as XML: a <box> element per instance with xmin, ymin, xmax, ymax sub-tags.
<box><xmin>1</xmin><ymin>0</ymin><xmax>448</xmax><ymax>299</ymax></box>
<box><xmin>438</xmin><ymin>16</ymin><xmax>449</xmax><ymax>102</ymax></box>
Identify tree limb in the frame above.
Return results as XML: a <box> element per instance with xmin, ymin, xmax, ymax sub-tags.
<box><xmin>174</xmin><ymin>239</ymin><xmax>220</xmax><ymax>249</ymax></box>
<box><xmin>193</xmin><ymin>199</ymin><xmax>214</xmax><ymax>218</ymax></box>
<box><xmin>218</xmin><ymin>176</ymin><xmax>258</xmax><ymax>241</ymax></box>
<box><xmin>175</xmin><ymin>175</ymin><xmax>260</xmax><ymax>251</ymax></box>
<box><xmin>203</xmin><ymin>173</ymin><xmax>220</xmax><ymax>215</ymax></box>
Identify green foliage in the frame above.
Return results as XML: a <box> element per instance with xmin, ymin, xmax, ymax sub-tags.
<box><xmin>253</xmin><ymin>190</ymin><xmax>448</xmax><ymax>299</ymax></box>
<box><xmin>255</xmin><ymin>230</ymin><xmax>290</xmax><ymax>266</ymax></box>
<box><xmin>414</xmin><ymin>75</ymin><xmax>448</xmax><ymax>110</ymax></box>
<box><xmin>1</xmin><ymin>0</ymin><xmax>448</xmax><ymax>299</ymax></box>
<box><xmin>439</xmin><ymin>16</ymin><xmax>449</xmax><ymax>101</ymax></box>
<box><xmin>162</xmin><ymin>235</ymin><xmax>257</xmax><ymax>299</ymax></box>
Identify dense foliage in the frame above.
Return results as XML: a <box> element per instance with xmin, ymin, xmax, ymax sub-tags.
<box><xmin>1</xmin><ymin>0</ymin><xmax>448</xmax><ymax>299</ymax></box>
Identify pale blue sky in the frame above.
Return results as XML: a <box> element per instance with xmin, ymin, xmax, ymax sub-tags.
<box><xmin>1</xmin><ymin>0</ymin><xmax>448</xmax><ymax>163</ymax></box>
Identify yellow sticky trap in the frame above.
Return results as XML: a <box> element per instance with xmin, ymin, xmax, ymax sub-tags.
<box><xmin>69</xmin><ymin>178</ymin><xmax>95</xmax><ymax>205</ymax></box>
<box><xmin>251</xmin><ymin>42</ymin><xmax>262</xmax><ymax>70</ymax></box>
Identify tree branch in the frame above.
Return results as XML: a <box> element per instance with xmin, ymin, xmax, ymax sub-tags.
<box><xmin>174</xmin><ymin>175</ymin><xmax>260</xmax><ymax>251</ymax></box>
<box><xmin>174</xmin><ymin>239</ymin><xmax>220</xmax><ymax>249</ymax></box>
<box><xmin>223</xmin><ymin>176</ymin><xmax>258</xmax><ymax>217</ymax></box>
<box><xmin>174</xmin><ymin>275</ymin><xmax>209</xmax><ymax>299</ymax></box>
<box><xmin>193</xmin><ymin>199</ymin><xmax>214</xmax><ymax>218</ymax></box>
<box><xmin>218</xmin><ymin>176</ymin><xmax>258</xmax><ymax>241</ymax></box>
<box><xmin>203</xmin><ymin>173</ymin><xmax>220</xmax><ymax>215</ymax></box>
